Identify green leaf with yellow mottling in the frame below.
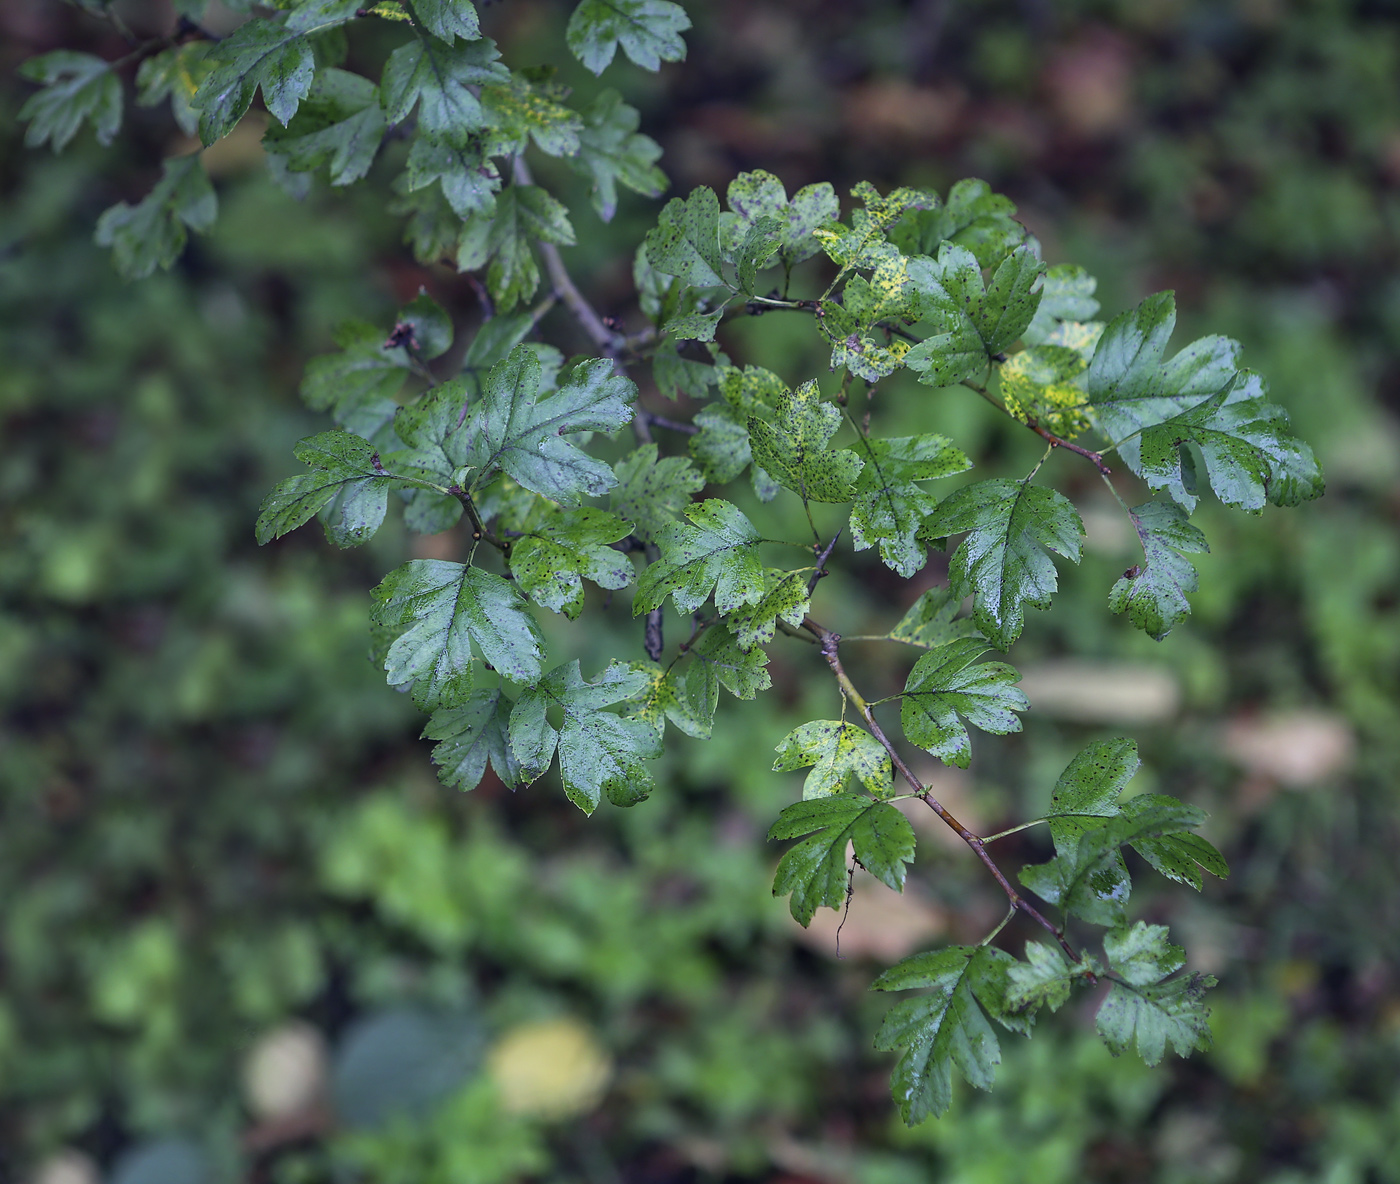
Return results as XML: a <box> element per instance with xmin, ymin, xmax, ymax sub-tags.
<box><xmin>774</xmin><ymin>720</ymin><xmax>893</xmax><ymax>799</ymax></box>
<box><xmin>748</xmin><ymin>380</ymin><xmax>864</xmax><ymax>503</ymax></box>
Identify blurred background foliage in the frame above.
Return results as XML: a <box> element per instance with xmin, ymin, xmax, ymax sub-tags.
<box><xmin>3</xmin><ymin>0</ymin><xmax>1400</xmax><ymax>1181</ymax></box>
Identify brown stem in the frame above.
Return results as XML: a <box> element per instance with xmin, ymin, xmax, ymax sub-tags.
<box><xmin>806</xmin><ymin>530</ymin><xmax>842</xmax><ymax>595</ymax></box>
<box><xmin>641</xmin><ymin>411</ymin><xmax>698</xmax><ymax>435</ymax></box>
<box><xmin>802</xmin><ymin>615</ymin><xmax>1080</xmax><ymax>962</ymax></box>
<box><xmin>1027</xmin><ymin>421</ymin><xmax>1112</xmax><ymax>476</ymax></box>
<box><xmin>512</xmin><ymin>158</ymin><xmax>625</xmax><ymax>358</ymax></box>
<box><xmin>447</xmin><ymin>485</ymin><xmax>508</xmax><ymax>553</ymax></box>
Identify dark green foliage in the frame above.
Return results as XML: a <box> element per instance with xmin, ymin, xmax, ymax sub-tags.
<box><xmin>13</xmin><ymin>0</ymin><xmax>1352</xmax><ymax>1164</ymax></box>
<box><xmin>93</xmin><ymin>154</ymin><xmax>218</xmax><ymax>280</ymax></box>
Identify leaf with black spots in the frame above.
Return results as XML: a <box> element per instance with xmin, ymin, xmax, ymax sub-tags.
<box><xmin>1108</xmin><ymin>500</ymin><xmax>1209</xmax><ymax>640</ymax></box>
<box><xmin>899</xmin><ymin>638</ymin><xmax>1027</xmax><ymax>769</ymax></box>
<box><xmin>371</xmin><ymin>560</ymin><xmax>545</xmax><ymax>709</ymax></box>
<box><xmin>633</xmin><ymin>499</ymin><xmax>764</xmax><ymax>615</ymax></box>
<box><xmin>510</xmin><ymin>508</ymin><xmax>635</xmax><ymax>618</ymax></box>
<box><xmin>921</xmin><ymin>478</ymin><xmax>1083</xmax><ymax>650</ymax></box>
<box><xmin>873</xmin><ymin>946</ymin><xmax>1022</xmax><ymax>1124</ymax></box>
<box><xmin>422</xmin><ymin>688</ymin><xmax>521</xmax><ymax>792</ymax></box>
<box><xmin>748</xmin><ymin>380</ymin><xmax>864</xmax><ymax>504</ymax></box>
<box><xmin>773</xmin><ymin>720</ymin><xmax>892</xmax><ymax>800</ymax></box>
<box><xmin>768</xmin><ymin>795</ymin><xmax>916</xmax><ymax>925</ymax></box>
<box><xmin>849</xmin><ymin>434</ymin><xmax>971</xmax><ymax>577</ymax></box>
<box><xmin>508</xmin><ymin>661</ymin><xmax>661</xmax><ymax>812</ymax></box>
<box><xmin>464</xmin><ymin>346</ymin><xmax>634</xmax><ymax>503</ymax></box>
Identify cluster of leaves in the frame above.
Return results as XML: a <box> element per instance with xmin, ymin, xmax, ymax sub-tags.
<box><xmin>19</xmin><ymin>0</ymin><xmax>1324</xmax><ymax>1127</ymax></box>
<box><xmin>20</xmin><ymin>0</ymin><xmax>685</xmax><ymax>283</ymax></box>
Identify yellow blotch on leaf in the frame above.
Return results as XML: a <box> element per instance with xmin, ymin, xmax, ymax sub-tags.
<box><xmin>487</xmin><ymin>1017</ymin><xmax>612</xmax><ymax>1120</ymax></box>
<box><xmin>998</xmin><ymin>346</ymin><xmax>1091</xmax><ymax>440</ymax></box>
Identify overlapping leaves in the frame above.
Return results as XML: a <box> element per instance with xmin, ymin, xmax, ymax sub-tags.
<box><xmin>1018</xmin><ymin>739</ymin><xmax>1228</xmax><ymax>925</ymax></box>
<box><xmin>508</xmin><ymin>661</ymin><xmax>661</xmax><ymax>813</ymax></box>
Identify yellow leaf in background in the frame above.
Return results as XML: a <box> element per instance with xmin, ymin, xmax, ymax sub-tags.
<box><xmin>487</xmin><ymin>1017</ymin><xmax>612</xmax><ymax>1120</ymax></box>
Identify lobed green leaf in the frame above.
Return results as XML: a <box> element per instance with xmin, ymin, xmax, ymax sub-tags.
<box><xmin>769</xmin><ymin>795</ymin><xmax>916</xmax><ymax>925</ymax></box>
<box><xmin>899</xmin><ymin>638</ymin><xmax>1028</xmax><ymax>769</ymax></box>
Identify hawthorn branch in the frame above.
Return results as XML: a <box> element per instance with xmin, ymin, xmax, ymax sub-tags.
<box><xmin>801</xmin><ymin>615</ymin><xmax>1080</xmax><ymax>962</ymax></box>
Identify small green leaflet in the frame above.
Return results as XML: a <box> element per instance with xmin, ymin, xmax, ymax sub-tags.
<box><xmin>405</xmin><ymin>134</ymin><xmax>501</xmax><ymax>220</ymax></box>
<box><xmin>1083</xmin><ymin>292</ymin><xmax>1241</xmax><ymax>458</ymax></box>
<box><xmin>888</xmin><ymin>177</ymin><xmax>1028</xmax><ymax>268</ymax></box>
<box><xmin>849</xmin><ymin>434</ymin><xmax>971</xmax><ymax>577</ymax></box>
<box><xmin>262</xmin><ymin>68</ymin><xmax>387</xmax><ymax>185</ymax></box>
<box><xmin>1004</xmin><ymin>942</ymin><xmax>1096</xmax><ymax>1015</ymax></box>
<box><xmin>690</xmin><ymin>404</ymin><xmax>753</xmax><ymax>484</ymax></box>
<box><xmin>1097</xmin><ymin>923</ymin><xmax>1215</xmax><ymax>1065</ymax></box>
<box><xmin>748</xmin><ymin>380</ymin><xmax>865</xmax><ymax>503</ymax></box>
<box><xmin>688</xmin><ymin>624</ymin><xmax>771</xmax><ymax>700</ymax></box>
<box><xmin>904</xmin><ymin>243</ymin><xmax>1045</xmax><ymax>387</ymax></box>
<box><xmin>872</xmin><ymin>946</ymin><xmax>1023</xmax><ymax>1124</ymax></box>
<box><xmin>380</xmin><ymin>37</ymin><xmax>507</xmax><ymax>138</ymax></box>
<box><xmin>301</xmin><ymin>319</ymin><xmax>411</xmax><ymax>421</ymax></box>
<box><xmin>255</xmin><ymin>429</ymin><xmax>397</xmax><ymax>547</ymax></box>
<box><xmin>645</xmin><ymin>187</ymin><xmax>726</xmax><ymax>289</ymax></box>
<box><xmin>566</xmin><ymin>0</ymin><xmax>690</xmax><ymax>74</ymax></box>
<box><xmin>371</xmin><ymin>560</ymin><xmax>546</xmax><ymax>709</ymax></box>
<box><xmin>19</xmin><ymin>51</ymin><xmax>122</xmax><ymax>152</ymax></box>
<box><xmin>569</xmin><ymin>89</ymin><xmax>666</xmax><ymax>221</ymax></box>
<box><xmin>768</xmin><ymin>795</ymin><xmax>916</xmax><ymax>925</ymax></box>
<box><xmin>193</xmin><ymin>17</ymin><xmax>329</xmax><ymax>143</ymax></box>
<box><xmin>1103</xmin><ymin>921</ymin><xmax>1185</xmax><ymax>987</ymax></box>
<box><xmin>1135</xmin><ymin>371</ymin><xmax>1324</xmax><ymax>512</ymax></box>
<box><xmin>727</xmin><ymin>570</ymin><xmax>810</xmax><ymax>650</ymax></box>
<box><xmin>633</xmin><ymin>499</ymin><xmax>764</xmax><ymax>615</ymax></box>
<box><xmin>722</xmin><ymin>170</ymin><xmax>840</xmax><ymax>269</ymax></box>
<box><xmin>1018</xmin><ymin>739</ymin><xmax>1228</xmax><ymax>924</ymax></box>
<box><xmin>626</xmin><ymin>660</ymin><xmax>715</xmax><ymax>740</ymax></box>
<box><xmin>136</xmin><ymin>43</ymin><xmax>213</xmax><ymax>137</ymax></box>
<box><xmin>422</xmin><ymin>687</ymin><xmax>521</xmax><ymax>792</ymax></box>
<box><xmin>662</xmin><ymin>307</ymin><xmax>725</xmax><ymax>343</ymax></box>
<box><xmin>886</xmin><ymin>588</ymin><xmax>981</xmax><ymax>649</ymax></box>
<box><xmin>1049</xmin><ymin>739</ymin><xmax>1230</xmax><ymax>896</ymax></box>
<box><xmin>410</xmin><ymin>0</ymin><xmax>481</xmax><ymax>44</ymax></box>
<box><xmin>510</xmin><ymin>508</ymin><xmax>635</xmax><ymax>618</ymax></box>
<box><xmin>94</xmin><ymin>155</ymin><xmax>217</xmax><ymax>281</ymax></box>
<box><xmin>609</xmin><ymin>444</ymin><xmax>704</xmax><ymax>543</ymax></box>
<box><xmin>1022</xmin><ymin>264</ymin><xmax>1101</xmax><ymax>346</ymax></box>
<box><xmin>1108</xmin><ymin>500</ymin><xmax>1209</xmax><ymax>640</ymax></box>
<box><xmin>508</xmin><ymin>661</ymin><xmax>661</xmax><ymax>813</ymax></box>
<box><xmin>773</xmin><ymin>721</ymin><xmax>892</xmax><ymax>800</ymax></box>
<box><xmin>457</xmin><ymin>185</ymin><xmax>576</xmax><ymax>310</ymax></box>
<box><xmin>465</xmin><ymin>347</ymin><xmax>635</xmax><ymax>504</ymax></box>
<box><xmin>921</xmin><ymin>478</ymin><xmax>1083</xmax><ymax>650</ymax></box>
<box><xmin>899</xmin><ymin>638</ymin><xmax>1027</xmax><ymax>769</ymax></box>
